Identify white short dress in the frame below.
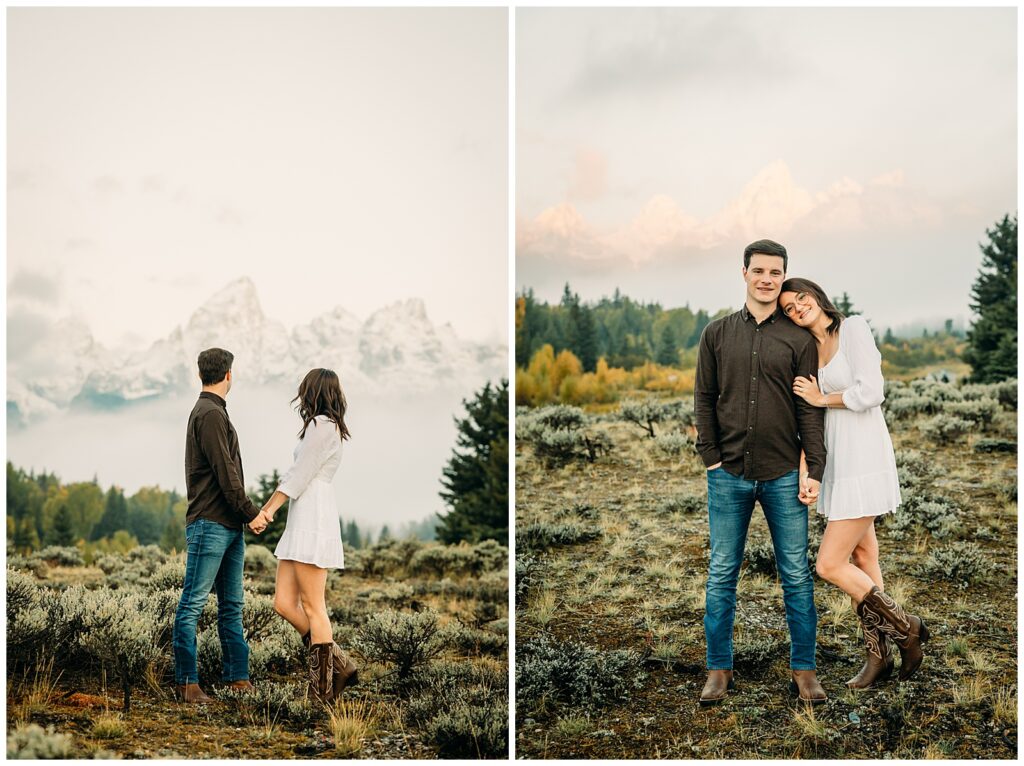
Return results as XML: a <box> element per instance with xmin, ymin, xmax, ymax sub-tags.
<box><xmin>816</xmin><ymin>316</ymin><xmax>902</xmax><ymax>521</ymax></box>
<box><xmin>274</xmin><ymin>414</ymin><xmax>345</xmax><ymax>569</ymax></box>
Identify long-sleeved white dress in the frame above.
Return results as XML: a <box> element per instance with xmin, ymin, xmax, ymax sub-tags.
<box><xmin>274</xmin><ymin>414</ymin><xmax>345</xmax><ymax>568</ymax></box>
<box><xmin>816</xmin><ymin>316</ymin><xmax>902</xmax><ymax>520</ymax></box>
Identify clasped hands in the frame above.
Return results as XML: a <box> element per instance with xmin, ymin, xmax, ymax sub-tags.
<box><xmin>798</xmin><ymin>473</ymin><xmax>820</xmax><ymax>506</ymax></box>
<box><xmin>248</xmin><ymin>507</ymin><xmax>275</xmax><ymax>535</ymax></box>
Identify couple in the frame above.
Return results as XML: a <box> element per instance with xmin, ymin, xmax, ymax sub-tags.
<box><xmin>694</xmin><ymin>239</ymin><xmax>931</xmax><ymax>705</ymax></box>
<box><xmin>171</xmin><ymin>347</ymin><xmax>358</xmax><ymax>705</ymax></box>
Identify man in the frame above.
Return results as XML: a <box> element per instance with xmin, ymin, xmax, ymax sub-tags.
<box><xmin>693</xmin><ymin>239</ymin><xmax>827</xmax><ymax>705</ymax></box>
<box><xmin>172</xmin><ymin>347</ymin><xmax>272</xmax><ymax>703</ymax></box>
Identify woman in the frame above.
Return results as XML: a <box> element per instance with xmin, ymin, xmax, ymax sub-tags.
<box><xmin>780</xmin><ymin>278</ymin><xmax>930</xmax><ymax>688</ymax></box>
<box><xmin>251</xmin><ymin>368</ymin><xmax>358</xmax><ymax>703</ymax></box>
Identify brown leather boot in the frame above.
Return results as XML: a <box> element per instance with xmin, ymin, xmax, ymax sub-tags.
<box><xmin>699</xmin><ymin>670</ymin><xmax>734</xmax><ymax>706</ymax></box>
<box><xmin>308</xmin><ymin>642</ymin><xmax>335</xmax><ymax>703</ymax></box>
<box><xmin>175</xmin><ymin>683</ymin><xmax>213</xmax><ymax>703</ymax></box>
<box><xmin>848</xmin><ymin>602</ymin><xmax>895</xmax><ymax>688</ymax></box>
<box><xmin>790</xmin><ymin>669</ymin><xmax>827</xmax><ymax>704</ymax></box>
<box><xmin>225</xmin><ymin>679</ymin><xmax>254</xmax><ymax>691</ymax></box>
<box><xmin>330</xmin><ymin>642</ymin><xmax>359</xmax><ymax>692</ymax></box>
<box><xmin>860</xmin><ymin>586</ymin><xmax>930</xmax><ymax>681</ymax></box>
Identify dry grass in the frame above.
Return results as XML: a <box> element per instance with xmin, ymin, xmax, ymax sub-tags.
<box><xmin>90</xmin><ymin>713</ymin><xmax>127</xmax><ymax>740</ymax></box>
<box><xmin>328</xmin><ymin>697</ymin><xmax>378</xmax><ymax>756</ymax></box>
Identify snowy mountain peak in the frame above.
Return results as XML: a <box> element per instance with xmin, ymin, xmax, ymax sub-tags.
<box><xmin>8</xmin><ymin>279</ymin><xmax>506</xmax><ymax>423</ymax></box>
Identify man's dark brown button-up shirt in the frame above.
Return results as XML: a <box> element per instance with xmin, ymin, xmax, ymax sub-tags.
<box><xmin>694</xmin><ymin>304</ymin><xmax>826</xmax><ymax>482</ymax></box>
<box><xmin>185</xmin><ymin>392</ymin><xmax>261</xmax><ymax>529</ymax></box>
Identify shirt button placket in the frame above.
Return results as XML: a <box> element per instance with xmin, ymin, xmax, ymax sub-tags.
<box><xmin>746</xmin><ymin>324</ymin><xmax>763</xmax><ymax>477</ymax></box>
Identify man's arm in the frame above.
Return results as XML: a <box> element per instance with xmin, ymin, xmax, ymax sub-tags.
<box><xmin>197</xmin><ymin>411</ymin><xmax>261</xmax><ymax>523</ymax></box>
<box><xmin>693</xmin><ymin>325</ymin><xmax>723</xmax><ymax>469</ymax></box>
<box><xmin>794</xmin><ymin>339</ymin><xmax>826</xmax><ymax>482</ymax></box>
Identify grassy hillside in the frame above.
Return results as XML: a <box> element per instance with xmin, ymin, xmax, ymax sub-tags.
<box><xmin>515</xmin><ymin>379</ymin><xmax>1016</xmax><ymax>759</ymax></box>
<box><xmin>7</xmin><ymin>538</ymin><xmax>508</xmax><ymax>759</ymax></box>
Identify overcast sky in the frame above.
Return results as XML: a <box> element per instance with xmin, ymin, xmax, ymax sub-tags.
<box><xmin>8</xmin><ymin>7</ymin><xmax>508</xmax><ymax>351</ymax></box>
<box><xmin>517</xmin><ymin>7</ymin><xmax>1016</xmax><ymax>330</ymax></box>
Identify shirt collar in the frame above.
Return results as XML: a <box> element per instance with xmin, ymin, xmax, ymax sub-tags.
<box><xmin>199</xmin><ymin>391</ymin><xmax>227</xmax><ymax>409</ymax></box>
<box><xmin>741</xmin><ymin>303</ymin><xmax>782</xmax><ymax>325</ymax></box>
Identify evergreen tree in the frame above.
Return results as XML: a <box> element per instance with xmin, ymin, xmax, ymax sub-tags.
<box><xmin>344</xmin><ymin>519</ymin><xmax>363</xmax><ymax>549</ymax></box>
<box><xmin>160</xmin><ymin>501</ymin><xmax>186</xmax><ymax>553</ymax></box>
<box><xmin>655</xmin><ymin>322</ymin><xmax>679</xmax><ymax>366</ymax></box>
<box><xmin>883</xmin><ymin>327</ymin><xmax>897</xmax><ymax>345</ymax></box>
<box><xmin>574</xmin><ymin>304</ymin><xmax>598</xmax><ymax>372</ymax></box>
<box><xmin>436</xmin><ymin>378</ymin><xmax>509</xmax><ymax>545</ymax></box>
<box><xmin>14</xmin><ymin>515</ymin><xmax>39</xmax><ymax>553</ymax></box>
<box><xmin>833</xmin><ymin>292</ymin><xmax>861</xmax><ymax>316</ymax></box>
<box><xmin>51</xmin><ymin>504</ymin><xmax>75</xmax><ymax>546</ymax></box>
<box><xmin>964</xmin><ymin>213</ymin><xmax>1017</xmax><ymax>382</ymax></box>
<box><xmin>379</xmin><ymin>525</ymin><xmax>392</xmax><ymax>543</ymax></box>
<box><xmin>92</xmin><ymin>487</ymin><xmax>129</xmax><ymax>540</ymax></box>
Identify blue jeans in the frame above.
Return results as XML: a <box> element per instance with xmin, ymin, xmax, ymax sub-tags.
<box><xmin>704</xmin><ymin>468</ymin><xmax>817</xmax><ymax>670</ymax></box>
<box><xmin>172</xmin><ymin>518</ymin><xmax>249</xmax><ymax>684</ymax></box>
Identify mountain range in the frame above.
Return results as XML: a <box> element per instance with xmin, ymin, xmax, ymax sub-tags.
<box><xmin>7</xmin><ymin>278</ymin><xmax>507</xmax><ymax>425</ymax></box>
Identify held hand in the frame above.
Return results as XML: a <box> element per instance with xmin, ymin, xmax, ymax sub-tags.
<box><xmin>793</xmin><ymin>375</ymin><xmax>825</xmax><ymax>407</ymax></box>
<box><xmin>799</xmin><ymin>476</ymin><xmax>820</xmax><ymax>506</ymax></box>
<box><xmin>248</xmin><ymin>509</ymin><xmax>269</xmax><ymax>534</ymax></box>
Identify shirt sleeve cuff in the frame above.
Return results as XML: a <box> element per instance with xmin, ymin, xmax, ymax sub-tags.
<box><xmin>699</xmin><ymin>448</ymin><xmax>723</xmax><ymax>468</ymax></box>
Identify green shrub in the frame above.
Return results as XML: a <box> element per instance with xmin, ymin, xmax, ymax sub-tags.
<box><xmin>146</xmin><ymin>558</ymin><xmax>185</xmax><ymax>591</ymax></box>
<box><xmin>516</xmin><ymin>634</ymin><xmax>645</xmax><ymax>716</ymax></box>
<box><xmin>33</xmin><ymin>545</ymin><xmax>84</xmax><ymax>567</ymax></box>
<box><xmin>404</xmin><ymin>660</ymin><xmax>508</xmax><ymax>758</ymax></box>
<box><xmin>7</xmin><ymin>723</ymin><xmax>74</xmax><ymax>759</ymax></box>
<box><xmin>974</xmin><ymin>438</ymin><xmax>1017</xmax><ymax>454</ymax></box>
<box><xmin>77</xmin><ymin>589</ymin><xmax>161</xmax><ymax>714</ymax></box>
<box><xmin>353</xmin><ymin>609</ymin><xmax>451</xmax><ymax>684</ymax></box>
<box><xmin>519</xmin><ymin>522</ymin><xmax>601</xmax><ymax>552</ymax></box>
<box><xmin>219</xmin><ymin>681</ymin><xmax>320</xmax><ymax>727</ymax></box>
<box><xmin>656</xmin><ymin>492</ymin><xmax>705</xmax><ymax>515</ymax></box>
<box><xmin>243</xmin><ymin>543</ymin><xmax>278</xmax><ymax>574</ymax></box>
<box><xmin>653</xmin><ymin>431</ymin><xmax>695</xmax><ymax>457</ymax></box>
<box><xmin>409</xmin><ymin>686</ymin><xmax>508</xmax><ymax>758</ymax></box>
<box><xmin>920</xmin><ymin>414</ymin><xmax>972</xmax><ymax>444</ymax></box>
<box><xmin>943</xmin><ymin>398</ymin><xmax>999</xmax><ymax>428</ymax></box>
<box><xmin>733</xmin><ymin>633</ymin><xmax>785</xmax><ymax>673</ymax></box>
<box><xmin>921</xmin><ymin>542</ymin><xmax>992</xmax><ymax>588</ymax></box>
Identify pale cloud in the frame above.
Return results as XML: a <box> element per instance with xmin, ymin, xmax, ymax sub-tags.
<box><xmin>519</xmin><ymin>161</ymin><xmax>942</xmax><ymax>265</ymax></box>
<box><xmin>8</xmin><ymin>269</ymin><xmax>62</xmax><ymax>305</ymax></box>
<box><xmin>568</xmin><ymin>149</ymin><xmax>608</xmax><ymax>202</ymax></box>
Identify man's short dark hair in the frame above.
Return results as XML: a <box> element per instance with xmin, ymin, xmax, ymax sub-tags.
<box><xmin>743</xmin><ymin>239</ymin><xmax>788</xmax><ymax>272</ymax></box>
<box><xmin>198</xmin><ymin>348</ymin><xmax>233</xmax><ymax>386</ymax></box>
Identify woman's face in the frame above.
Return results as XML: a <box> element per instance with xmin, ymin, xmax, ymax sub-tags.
<box><xmin>780</xmin><ymin>290</ymin><xmax>821</xmax><ymax>328</ymax></box>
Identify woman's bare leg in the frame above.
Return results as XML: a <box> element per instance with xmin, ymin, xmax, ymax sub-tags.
<box><xmin>273</xmin><ymin>560</ymin><xmax>311</xmax><ymax>636</ymax></box>
<box><xmin>815</xmin><ymin>517</ymin><xmax>878</xmax><ymax>601</ymax></box>
<box><xmin>293</xmin><ymin>561</ymin><xmax>332</xmax><ymax>644</ymax></box>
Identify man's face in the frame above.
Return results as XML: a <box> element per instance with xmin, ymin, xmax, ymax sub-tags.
<box><xmin>743</xmin><ymin>253</ymin><xmax>786</xmax><ymax>307</ymax></box>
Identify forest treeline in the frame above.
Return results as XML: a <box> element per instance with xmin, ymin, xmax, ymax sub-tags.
<box><xmin>5</xmin><ymin>463</ymin><xmax>434</xmax><ymax>557</ymax></box>
<box><xmin>6</xmin><ymin>379</ymin><xmax>509</xmax><ymax>556</ymax></box>
<box><xmin>516</xmin><ymin>214</ymin><xmax>1016</xmax><ymax>406</ymax></box>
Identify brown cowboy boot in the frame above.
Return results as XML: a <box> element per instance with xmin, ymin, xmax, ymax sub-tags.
<box><xmin>175</xmin><ymin>683</ymin><xmax>213</xmax><ymax>703</ymax></box>
<box><xmin>859</xmin><ymin>586</ymin><xmax>930</xmax><ymax>681</ymax></box>
<box><xmin>225</xmin><ymin>679</ymin><xmax>255</xmax><ymax>691</ymax></box>
<box><xmin>308</xmin><ymin>642</ymin><xmax>335</xmax><ymax>703</ymax></box>
<box><xmin>790</xmin><ymin>669</ymin><xmax>827</xmax><ymax>704</ymax></box>
<box><xmin>330</xmin><ymin>642</ymin><xmax>359</xmax><ymax>692</ymax></box>
<box><xmin>303</xmin><ymin>631</ymin><xmax>357</xmax><ymax>692</ymax></box>
<box><xmin>848</xmin><ymin>602</ymin><xmax>895</xmax><ymax>688</ymax></box>
<box><xmin>699</xmin><ymin>670</ymin><xmax>734</xmax><ymax>706</ymax></box>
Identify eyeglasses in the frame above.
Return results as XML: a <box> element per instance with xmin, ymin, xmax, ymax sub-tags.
<box><xmin>783</xmin><ymin>292</ymin><xmax>810</xmax><ymax>316</ymax></box>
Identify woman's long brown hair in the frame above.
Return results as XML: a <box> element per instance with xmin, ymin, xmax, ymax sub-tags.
<box><xmin>780</xmin><ymin>277</ymin><xmax>845</xmax><ymax>336</ymax></box>
<box><xmin>292</xmin><ymin>368</ymin><xmax>351</xmax><ymax>441</ymax></box>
